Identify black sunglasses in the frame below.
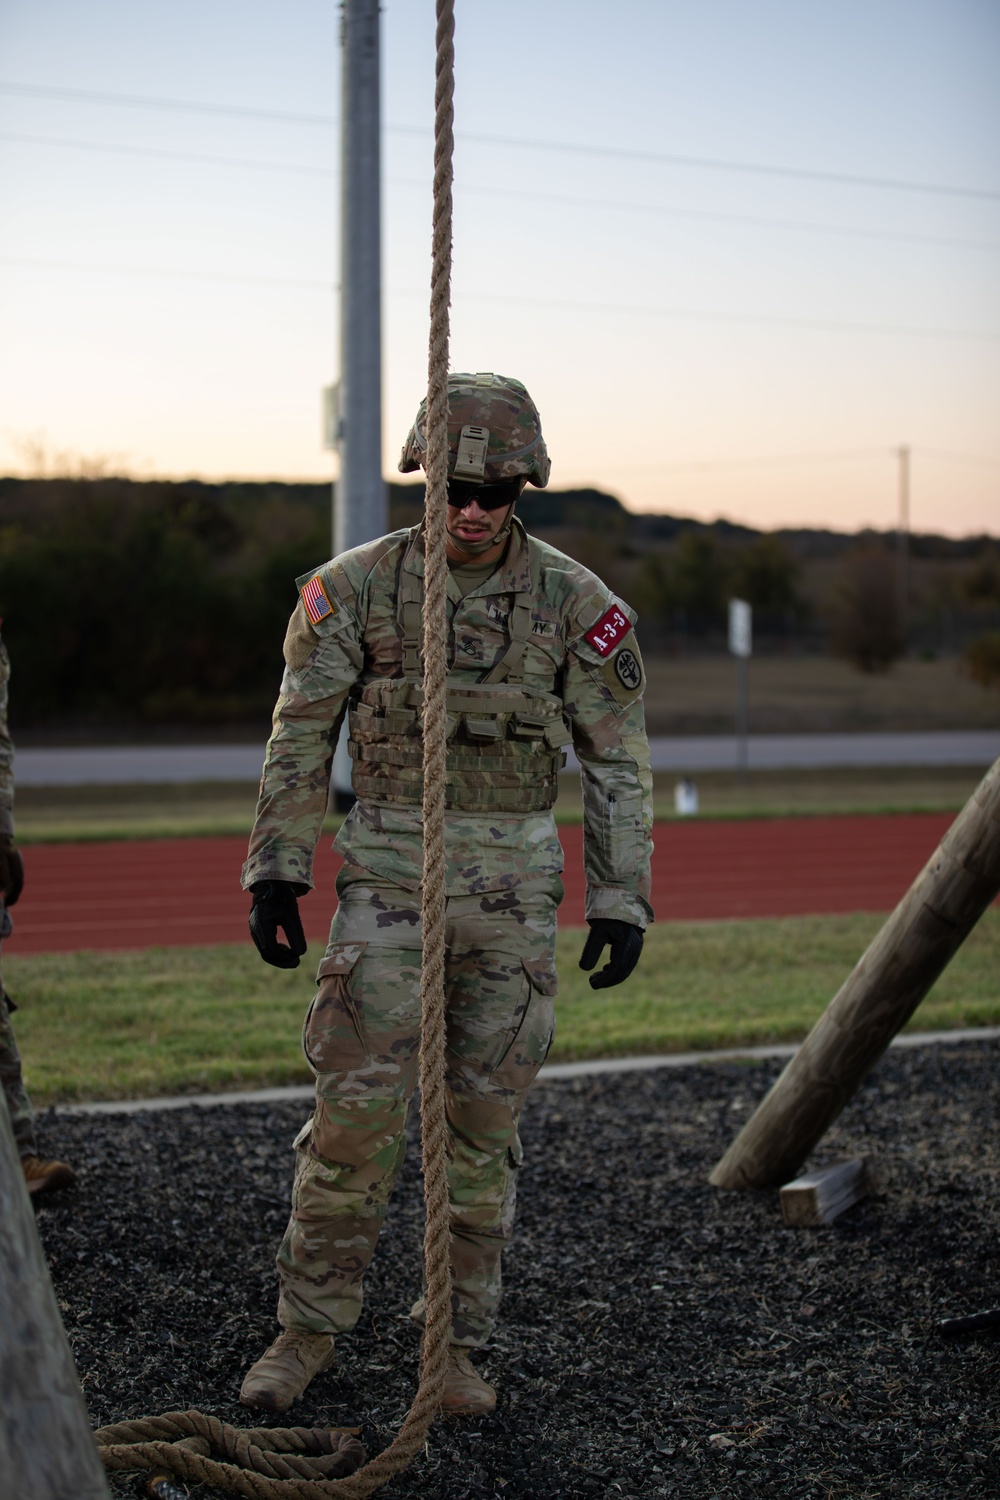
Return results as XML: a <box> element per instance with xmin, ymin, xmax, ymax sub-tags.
<box><xmin>446</xmin><ymin>477</ymin><xmax>522</xmax><ymax>512</ymax></box>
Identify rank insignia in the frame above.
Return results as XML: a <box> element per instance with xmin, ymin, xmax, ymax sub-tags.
<box><xmin>301</xmin><ymin>573</ymin><xmax>334</xmax><ymax>625</ymax></box>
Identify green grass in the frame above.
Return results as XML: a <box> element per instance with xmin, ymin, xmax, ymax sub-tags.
<box><xmin>8</xmin><ymin>910</ymin><xmax>999</xmax><ymax>1106</ymax></box>
<box><xmin>13</xmin><ymin>781</ymin><xmax>277</xmax><ymax>844</ymax></box>
<box><xmin>641</xmin><ymin>653</ymin><xmax>1000</xmax><ymax>737</ymax></box>
<box><xmin>13</xmin><ymin>764</ymin><xmax>986</xmax><ymax>844</ymax></box>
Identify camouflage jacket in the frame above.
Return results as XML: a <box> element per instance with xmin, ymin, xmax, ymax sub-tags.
<box><xmin>243</xmin><ymin>520</ymin><xmax>654</xmax><ymax>928</ymax></box>
<box><xmin>0</xmin><ymin>630</ymin><xmax>13</xmax><ymax>840</ymax></box>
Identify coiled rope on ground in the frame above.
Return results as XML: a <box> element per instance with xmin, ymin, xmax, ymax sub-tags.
<box><xmin>94</xmin><ymin>1</ymin><xmax>457</xmax><ymax>1493</ymax></box>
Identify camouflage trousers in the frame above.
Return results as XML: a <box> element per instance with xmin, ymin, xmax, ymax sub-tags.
<box><xmin>276</xmin><ymin>870</ymin><xmax>562</xmax><ymax>1348</ymax></box>
<box><xmin>0</xmin><ymin>905</ymin><xmax>35</xmax><ymax>1157</ymax></box>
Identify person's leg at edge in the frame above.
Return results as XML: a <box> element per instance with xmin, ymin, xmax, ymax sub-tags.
<box><xmin>0</xmin><ymin>960</ymin><xmax>75</xmax><ymax>1198</ymax></box>
<box><xmin>0</xmin><ymin>984</ymin><xmax>37</xmax><ymax>1160</ymax></box>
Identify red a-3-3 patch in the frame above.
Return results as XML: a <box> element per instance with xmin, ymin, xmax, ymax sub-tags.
<box><xmin>301</xmin><ymin>574</ymin><xmax>334</xmax><ymax>625</ymax></box>
<box><xmin>585</xmin><ymin>604</ymin><xmax>630</xmax><ymax>656</ymax></box>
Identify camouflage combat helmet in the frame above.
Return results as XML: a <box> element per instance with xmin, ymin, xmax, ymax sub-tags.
<box><xmin>398</xmin><ymin>372</ymin><xmax>550</xmax><ymax>489</ymax></box>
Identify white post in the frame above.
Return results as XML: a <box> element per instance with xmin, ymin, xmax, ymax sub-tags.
<box><xmin>728</xmin><ymin>598</ymin><xmax>752</xmax><ymax>780</ymax></box>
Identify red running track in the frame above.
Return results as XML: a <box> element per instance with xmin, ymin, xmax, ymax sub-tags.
<box><xmin>5</xmin><ymin>812</ymin><xmax>984</xmax><ymax>957</ymax></box>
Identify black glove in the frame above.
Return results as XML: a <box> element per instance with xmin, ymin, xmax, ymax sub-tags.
<box><xmin>579</xmin><ymin>918</ymin><xmax>644</xmax><ymax>990</ymax></box>
<box><xmin>248</xmin><ymin>880</ymin><xmax>308</xmax><ymax>969</ymax></box>
<box><xmin>0</xmin><ymin>837</ymin><xmax>24</xmax><ymax>907</ymax></box>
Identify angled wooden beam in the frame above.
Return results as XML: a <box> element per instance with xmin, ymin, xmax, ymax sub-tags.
<box><xmin>711</xmin><ymin>755</ymin><xmax>1000</xmax><ymax>1191</ymax></box>
<box><xmin>0</xmin><ymin>1100</ymin><xmax>111</xmax><ymax>1499</ymax></box>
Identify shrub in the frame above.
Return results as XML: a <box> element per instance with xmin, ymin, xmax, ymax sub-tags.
<box><xmin>830</xmin><ymin>548</ymin><xmax>904</xmax><ymax>673</ymax></box>
<box><xmin>962</xmin><ymin>633</ymin><xmax>1000</xmax><ymax>697</ymax></box>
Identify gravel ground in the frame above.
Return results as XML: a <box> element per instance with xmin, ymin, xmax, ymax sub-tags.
<box><xmin>35</xmin><ymin>1040</ymin><xmax>1000</xmax><ymax>1500</ymax></box>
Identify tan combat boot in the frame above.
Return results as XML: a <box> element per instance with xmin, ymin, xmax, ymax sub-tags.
<box><xmin>22</xmin><ymin>1155</ymin><xmax>76</xmax><ymax>1197</ymax></box>
<box><xmin>239</xmin><ymin>1329</ymin><xmax>336</xmax><ymax>1413</ymax></box>
<box><xmin>440</xmin><ymin>1346</ymin><xmax>496</xmax><ymax>1416</ymax></box>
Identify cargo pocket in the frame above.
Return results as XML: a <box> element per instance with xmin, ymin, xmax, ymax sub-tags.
<box><xmin>489</xmin><ymin>960</ymin><xmax>558</xmax><ymax>1094</ymax></box>
<box><xmin>303</xmin><ymin>941</ymin><xmax>369</xmax><ymax>1077</ymax></box>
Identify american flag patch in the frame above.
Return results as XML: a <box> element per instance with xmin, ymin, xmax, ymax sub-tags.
<box><xmin>301</xmin><ymin>574</ymin><xmax>334</xmax><ymax>625</ymax></box>
<box><xmin>585</xmin><ymin>604</ymin><xmax>630</xmax><ymax>656</ymax></box>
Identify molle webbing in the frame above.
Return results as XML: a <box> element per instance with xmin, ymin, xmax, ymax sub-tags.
<box><xmin>479</xmin><ymin>591</ymin><xmax>532</xmax><ymax>685</ymax></box>
<box><xmin>399</xmin><ymin>565</ymin><xmax>423</xmax><ymax>677</ymax></box>
<box><xmin>348</xmin><ymin>680</ymin><xmax>570</xmax><ymax>812</ymax></box>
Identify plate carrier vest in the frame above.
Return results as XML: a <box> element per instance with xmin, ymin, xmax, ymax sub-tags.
<box><xmin>347</xmin><ymin>545</ymin><xmax>572</xmax><ymax>813</ymax></box>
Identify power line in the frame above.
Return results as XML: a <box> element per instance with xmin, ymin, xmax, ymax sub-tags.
<box><xmin>3</xmin><ymin>254</ymin><xmax>995</xmax><ymax>343</ymax></box>
<box><xmin>917</xmin><ymin>449</ymin><xmax>1000</xmax><ymax>470</ymax></box>
<box><xmin>0</xmin><ymin>130</ymin><xmax>337</xmax><ymax>178</ymax></box>
<box><xmin>1</xmin><ymin>79</ymin><xmax>997</xmax><ymax>202</ymax></box>
<box><xmin>420</xmin><ymin>127</ymin><xmax>1000</xmax><ymax>204</ymax></box>
<box><xmin>467</xmin><ymin>184</ymin><xmax>1000</xmax><ymax>254</ymax></box>
<box><xmin>611</xmin><ymin>449</ymin><xmax>886</xmax><ymax>475</ymax></box>
<box><xmin>0</xmin><ymin>80</ymin><xmax>339</xmax><ymax>127</ymax></box>
<box><xmin>3</xmin><ymin>131</ymin><xmax>998</xmax><ymax>256</ymax></box>
<box><xmin>448</xmin><ymin>288</ymin><xmax>999</xmax><ymax>344</ymax></box>
<box><xmin>597</xmin><ymin>446</ymin><xmax>1000</xmax><ymax>475</ymax></box>
<box><xmin>0</xmin><ymin>256</ymin><xmax>333</xmax><ymax>292</ymax></box>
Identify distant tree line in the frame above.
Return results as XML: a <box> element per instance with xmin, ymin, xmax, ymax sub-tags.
<box><xmin>1</xmin><ymin>476</ymin><xmax>998</xmax><ymax>731</ymax></box>
<box><xmin>1</xmin><ymin>478</ymin><xmax>331</xmax><ymax>731</ymax></box>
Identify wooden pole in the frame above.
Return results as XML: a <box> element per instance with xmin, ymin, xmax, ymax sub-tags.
<box><xmin>710</xmin><ymin>755</ymin><xmax>1000</xmax><ymax>1190</ymax></box>
<box><xmin>0</xmin><ymin>1101</ymin><xmax>111</xmax><ymax>1499</ymax></box>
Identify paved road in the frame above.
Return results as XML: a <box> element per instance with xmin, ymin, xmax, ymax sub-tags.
<box><xmin>9</xmin><ymin>812</ymin><xmax>981</xmax><ymax>955</ymax></box>
<box><xmin>15</xmin><ymin>730</ymin><xmax>1000</xmax><ymax>785</ymax></box>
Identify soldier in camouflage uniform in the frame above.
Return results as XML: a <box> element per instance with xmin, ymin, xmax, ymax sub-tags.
<box><xmin>0</xmin><ymin>627</ymin><xmax>75</xmax><ymax>1197</ymax></box>
<box><xmin>240</xmin><ymin>373</ymin><xmax>653</xmax><ymax>1415</ymax></box>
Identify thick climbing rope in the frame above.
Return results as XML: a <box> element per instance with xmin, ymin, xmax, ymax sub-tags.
<box><xmin>94</xmin><ymin>3</ymin><xmax>457</xmax><ymax>1495</ymax></box>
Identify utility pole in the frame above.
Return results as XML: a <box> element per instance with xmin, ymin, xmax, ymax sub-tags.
<box><xmin>334</xmin><ymin>0</ymin><xmax>387</xmax><ymax>555</ymax></box>
<box><xmin>896</xmin><ymin>444</ymin><xmax>910</xmax><ymax>637</ymax></box>
<box><xmin>331</xmin><ymin>0</ymin><xmax>387</xmax><ymax>807</ymax></box>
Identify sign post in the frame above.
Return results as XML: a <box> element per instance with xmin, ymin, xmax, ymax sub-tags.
<box><xmin>728</xmin><ymin>598</ymin><xmax>752</xmax><ymax>780</ymax></box>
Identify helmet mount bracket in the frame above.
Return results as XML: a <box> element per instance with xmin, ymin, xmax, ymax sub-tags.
<box><xmin>452</xmin><ymin>425</ymin><xmax>489</xmax><ymax>481</ymax></box>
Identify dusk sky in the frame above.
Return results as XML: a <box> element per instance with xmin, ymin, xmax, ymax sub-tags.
<box><xmin>1</xmin><ymin>0</ymin><xmax>998</xmax><ymax>537</ymax></box>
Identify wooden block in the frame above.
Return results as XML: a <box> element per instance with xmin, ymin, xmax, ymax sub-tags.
<box><xmin>780</xmin><ymin>1155</ymin><xmax>876</xmax><ymax>1227</ymax></box>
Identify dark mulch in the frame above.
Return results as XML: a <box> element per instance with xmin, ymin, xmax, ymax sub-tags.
<box><xmin>35</xmin><ymin>1041</ymin><xmax>1000</xmax><ymax>1499</ymax></box>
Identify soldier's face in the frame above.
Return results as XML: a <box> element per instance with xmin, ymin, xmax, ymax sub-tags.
<box><xmin>445</xmin><ymin>494</ymin><xmax>514</xmax><ymax>559</ymax></box>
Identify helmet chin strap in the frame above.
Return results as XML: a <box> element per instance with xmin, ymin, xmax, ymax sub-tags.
<box><xmin>448</xmin><ymin>503</ymin><xmax>515</xmax><ymax>557</ymax></box>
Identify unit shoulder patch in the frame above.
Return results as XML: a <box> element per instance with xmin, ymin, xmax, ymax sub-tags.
<box><xmin>596</xmin><ymin>634</ymin><xmax>645</xmax><ymax>708</ymax></box>
<box><xmin>584</xmin><ymin>603</ymin><xmax>631</xmax><ymax>657</ymax></box>
<box><xmin>613</xmin><ymin>646</ymin><xmax>642</xmax><ymax>692</ymax></box>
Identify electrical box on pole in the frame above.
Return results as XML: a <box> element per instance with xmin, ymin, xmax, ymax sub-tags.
<box><xmin>322</xmin><ymin>383</ymin><xmax>341</xmax><ymax>453</ymax></box>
